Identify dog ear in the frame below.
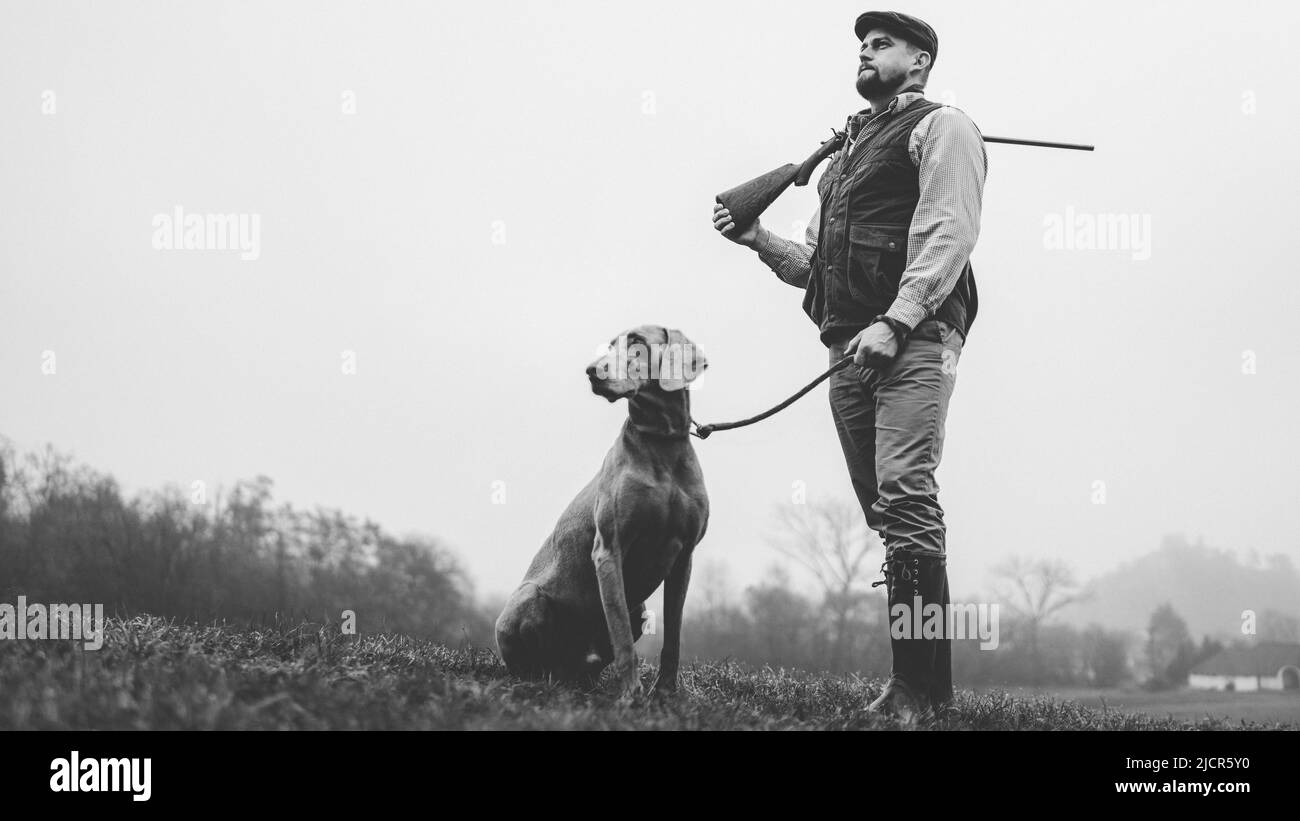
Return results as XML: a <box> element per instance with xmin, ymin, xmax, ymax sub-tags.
<box><xmin>658</xmin><ymin>329</ymin><xmax>707</xmax><ymax>392</ymax></box>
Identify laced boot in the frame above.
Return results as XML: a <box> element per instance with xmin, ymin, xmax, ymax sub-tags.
<box><xmin>867</xmin><ymin>550</ymin><xmax>949</xmax><ymax>726</ymax></box>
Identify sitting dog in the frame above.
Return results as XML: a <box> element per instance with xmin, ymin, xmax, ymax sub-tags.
<box><xmin>495</xmin><ymin>326</ymin><xmax>709</xmax><ymax>698</ymax></box>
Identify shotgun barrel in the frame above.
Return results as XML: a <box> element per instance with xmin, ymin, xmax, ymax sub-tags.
<box><xmin>983</xmin><ymin>135</ymin><xmax>1095</xmax><ymax>151</ymax></box>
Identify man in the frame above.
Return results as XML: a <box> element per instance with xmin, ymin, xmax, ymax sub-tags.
<box><xmin>712</xmin><ymin>11</ymin><xmax>987</xmax><ymax>724</ymax></box>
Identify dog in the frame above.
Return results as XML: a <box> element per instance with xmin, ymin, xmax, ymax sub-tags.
<box><xmin>495</xmin><ymin>325</ymin><xmax>709</xmax><ymax>698</ymax></box>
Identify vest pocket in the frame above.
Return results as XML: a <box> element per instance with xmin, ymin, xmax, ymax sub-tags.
<box><xmin>846</xmin><ymin>224</ymin><xmax>908</xmax><ymax>306</ymax></box>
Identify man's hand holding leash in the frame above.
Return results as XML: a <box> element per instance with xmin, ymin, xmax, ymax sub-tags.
<box><xmin>846</xmin><ymin>319</ymin><xmax>903</xmax><ymax>369</ymax></box>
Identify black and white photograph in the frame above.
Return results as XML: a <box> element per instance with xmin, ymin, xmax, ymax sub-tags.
<box><xmin>0</xmin><ymin>0</ymin><xmax>1295</xmax><ymax>802</ymax></box>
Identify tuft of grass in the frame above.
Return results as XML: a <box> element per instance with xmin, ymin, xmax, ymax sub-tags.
<box><xmin>1</xmin><ymin>617</ymin><xmax>1291</xmax><ymax>730</ymax></box>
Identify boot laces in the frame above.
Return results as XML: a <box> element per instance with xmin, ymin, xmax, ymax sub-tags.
<box><xmin>871</xmin><ymin>551</ymin><xmax>945</xmax><ymax>588</ymax></box>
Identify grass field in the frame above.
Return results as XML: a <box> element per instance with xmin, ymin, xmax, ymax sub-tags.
<box><xmin>3</xmin><ymin>617</ymin><xmax>1296</xmax><ymax>730</ymax></box>
<box><xmin>983</xmin><ymin>685</ymin><xmax>1300</xmax><ymax>726</ymax></box>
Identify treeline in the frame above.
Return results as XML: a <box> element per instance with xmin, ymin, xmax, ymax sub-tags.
<box><xmin>674</xmin><ymin>567</ymin><xmax>893</xmax><ymax>677</ymax></box>
<box><xmin>638</xmin><ymin>564</ymin><xmax>1220</xmax><ymax>688</ymax></box>
<box><xmin>0</xmin><ymin>438</ymin><xmax>1263</xmax><ymax>690</ymax></box>
<box><xmin>0</xmin><ymin>440</ymin><xmax>494</xmax><ymax>645</ymax></box>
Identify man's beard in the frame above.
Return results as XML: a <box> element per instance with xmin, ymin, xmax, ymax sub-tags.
<box><xmin>856</xmin><ymin>67</ymin><xmax>906</xmax><ymax>99</ymax></box>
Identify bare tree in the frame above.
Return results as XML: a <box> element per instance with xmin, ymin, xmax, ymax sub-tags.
<box><xmin>690</xmin><ymin>556</ymin><xmax>734</xmax><ymax>614</ymax></box>
<box><xmin>992</xmin><ymin>556</ymin><xmax>1089</xmax><ymax>683</ymax></box>
<box><xmin>768</xmin><ymin>498</ymin><xmax>880</xmax><ymax>671</ymax></box>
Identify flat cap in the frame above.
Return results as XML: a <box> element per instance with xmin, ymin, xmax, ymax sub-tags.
<box><xmin>854</xmin><ymin>11</ymin><xmax>938</xmax><ymax>65</ymax></box>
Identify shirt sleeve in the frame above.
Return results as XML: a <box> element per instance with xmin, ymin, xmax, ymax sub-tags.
<box><xmin>753</xmin><ymin>206</ymin><xmax>819</xmax><ymax>288</ymax></box>
<box><xmin>884</xmin><ymin>106</ymin><xmax>988</xmax><ymax>330</ymax></box>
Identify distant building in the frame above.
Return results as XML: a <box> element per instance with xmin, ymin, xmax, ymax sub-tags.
<box><xmin>1188</xmin><ymin>641</ymin><xmax>1300</xmax><ymax>692</ymax></box>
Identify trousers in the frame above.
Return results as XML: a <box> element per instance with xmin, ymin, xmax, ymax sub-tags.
<box><xmin>827</xmin><ymin>318</ymin><xmax>964</xmax><ymax>558</ymax></box>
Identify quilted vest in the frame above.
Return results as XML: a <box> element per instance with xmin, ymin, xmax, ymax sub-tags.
<box><xmin>804</xmin><ymin>96</ymin><xmax>978</xmax><ymax>345</ymax></box>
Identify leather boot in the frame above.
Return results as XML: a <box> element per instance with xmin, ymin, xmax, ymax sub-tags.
<box><xmin>867</xmin><ymin>550</ymin><xmax>949</xmax><ymax>725</ymax></box>
<box><xmin>928</xmin><ymin>564</ymin><xmax>954</xmax><ymax>715</ymax></box>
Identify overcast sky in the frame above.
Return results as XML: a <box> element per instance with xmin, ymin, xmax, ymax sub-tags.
<box><xmin>2</xmin><ymin>0</ymin><xmax>1297</xmax><ymax>605</ymax></box>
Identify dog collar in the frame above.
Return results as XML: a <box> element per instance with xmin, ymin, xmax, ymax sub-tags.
<box><xmin>630</xmin><ymin>421</ymin><xmax>692</xmax><ymax>440</ymax></box>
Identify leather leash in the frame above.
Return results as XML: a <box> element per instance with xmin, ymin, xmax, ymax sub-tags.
<box><xmin>690</xmin><ymin>355</ymin><xmax>858</xmax><ymax>440</ymax></box>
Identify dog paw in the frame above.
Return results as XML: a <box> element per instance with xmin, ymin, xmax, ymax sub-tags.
<box><xmin>650</xmin><ymin>687</ymin><xmax>681</xmax><ymax>706</ymax></box>
<box><xmin>650</xmin><ymin>675</ymin><xmax>678</xmax><ymax>697</ymax></box>
<box><xmin>619</xmin><ymin>683</ymin><xmax>645</xmax><ymax>701</ymax></box>
<box><xmin>617</xmin><ymin>675</ymin><xmax>646</xmax><ymax>702</ymax></box>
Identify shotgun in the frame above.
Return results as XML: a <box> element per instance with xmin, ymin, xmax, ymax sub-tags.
<box><xmin>717</xmin><ymin>131</ymin><xmax>1094</xmax><ymax>232</ymax></box>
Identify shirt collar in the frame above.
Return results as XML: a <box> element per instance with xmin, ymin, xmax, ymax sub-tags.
<box><xmin>846</xmin><ymin>85</ymin><xmax>928</xmax><ymax>139</ymax></box>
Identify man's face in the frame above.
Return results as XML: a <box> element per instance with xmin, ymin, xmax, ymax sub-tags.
<box><xmin>856</xmin><ymin>28</ymin><xmax>922</xmax><ymax>99</ymax></box>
